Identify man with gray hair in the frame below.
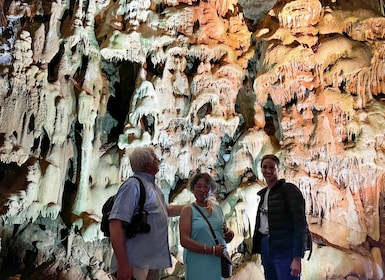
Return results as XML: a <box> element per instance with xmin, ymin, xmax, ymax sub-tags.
<box><xmin>109</xmin><ymin>146</ymin><xmax>183</xmax><ymax>280</ymax></box>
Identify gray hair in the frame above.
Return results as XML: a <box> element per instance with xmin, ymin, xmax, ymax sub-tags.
<box><xmin>189</xmin><ymin>172</ymin><xmax>217</xmax><ymax>192</ymax></box>
<box><xmin>129</xmin><ymin>147</ymin><xmax>155</xmax><ymax>172</ymax></box>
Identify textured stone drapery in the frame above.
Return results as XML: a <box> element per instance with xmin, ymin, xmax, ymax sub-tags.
<box><xmin>1</xmin><ymin>0</ymin><xmax>385</xmax><ymax>279</ymax></box>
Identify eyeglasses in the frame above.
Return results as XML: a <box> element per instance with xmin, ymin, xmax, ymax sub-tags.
<box><xmin>195</xmin><ymin>184</ymin><xmax>210</xmax><ymax>188</ymax></box>
<box><xmin>152</xmin><ymin>155</ymin><xmax>160</xmax><ymax>162</ymax></box>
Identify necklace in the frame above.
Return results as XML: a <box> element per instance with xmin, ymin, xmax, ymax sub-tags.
<box><xmin>196</xmin><ymin>202</ymin><xmax>211</xmax><ymax>209</ymax></box>
<box><xmin>203</xmin><ymin>203</ymin><xmax>211</xmax><ymax>210</ymax></box>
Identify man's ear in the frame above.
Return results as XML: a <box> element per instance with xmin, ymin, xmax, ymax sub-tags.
<box><xmin>144</xmin><ymin>162</ymin><xmax>151</xmax><ymax>171</ymax></box>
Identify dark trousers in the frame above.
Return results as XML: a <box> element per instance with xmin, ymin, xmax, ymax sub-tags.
<box><xmin>261</xmin><ymin>235</ymin><xmax>300</xmax><ymax>280</ymax></box>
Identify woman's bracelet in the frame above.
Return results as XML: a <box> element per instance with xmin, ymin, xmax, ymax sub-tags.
<box><xmin>212</xmin><ymin>246</ymin><xmax>216</xmax><ymax>255</ymax></box>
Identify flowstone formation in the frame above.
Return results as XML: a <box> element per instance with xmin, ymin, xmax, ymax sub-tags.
<box><xmin>1</xmin><ymin>0</ymin><xmax>385</xmax><ymax>279</ymax></box>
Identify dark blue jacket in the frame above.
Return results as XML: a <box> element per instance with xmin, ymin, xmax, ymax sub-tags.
<box><xmin>252</xmin><ymin>179</ymin><xmax>307</xmax><ymax>258</ymax></box>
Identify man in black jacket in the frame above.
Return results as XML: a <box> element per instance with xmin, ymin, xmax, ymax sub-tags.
<box><xmin>252</xmin><ymin>154</ymin><xmax>307</xmax><ymax>280</ymax></box>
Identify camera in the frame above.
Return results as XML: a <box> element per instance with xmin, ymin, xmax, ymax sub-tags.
<box><xmin>124</xmin><ymin>210</ymin><xmax>151</xmax><ymax>238</ymax></box>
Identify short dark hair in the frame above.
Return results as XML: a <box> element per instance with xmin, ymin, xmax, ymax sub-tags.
<box><xmin>189</xmin><ymin>172</ymin><xmax>216</xmax><ymax>192</ymax></box>
<box><xmin>261</xmin><ymin>154</ymin><xmax>280</xmax><ymax>168</ymax></box>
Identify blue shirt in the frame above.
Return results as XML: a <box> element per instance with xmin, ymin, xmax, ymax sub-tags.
<box><xmin>109</xmin><ymin>172</ymin><xmax>171</xmax><ymax>269</ymax></box>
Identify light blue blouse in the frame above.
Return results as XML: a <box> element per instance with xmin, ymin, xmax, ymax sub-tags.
<box><xmin>183</xmin><ymin>203</ymin><xmax>226</xmax><ymax>280</ymax></box>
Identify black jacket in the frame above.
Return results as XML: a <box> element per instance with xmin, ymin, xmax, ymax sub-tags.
<box><xmin>252</xmin><ymin>179</ymin><xmax>307</xmax><ymax>258</ymax></box>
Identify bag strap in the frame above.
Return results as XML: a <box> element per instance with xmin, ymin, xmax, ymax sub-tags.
<box><xmin>132</xmin><ymin>176</ymin><xmax>146</xmax><ymax>212</ymax></box>
<box><xmin>192</xmin><ymin>203</ymin><xmax>219</xmax><ymax>245</ymax></box>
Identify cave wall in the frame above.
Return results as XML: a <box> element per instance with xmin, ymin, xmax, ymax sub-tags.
<box><xmin>1</xmin><ymin>0</ymin><xmax>385</xmax><ymax>279</ymax></box>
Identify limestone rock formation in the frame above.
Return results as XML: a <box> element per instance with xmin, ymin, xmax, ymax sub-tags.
<box><xmin>1</xmin><ymin>0</ymin><xmax>385</xmax><ymax>279</ymax></box>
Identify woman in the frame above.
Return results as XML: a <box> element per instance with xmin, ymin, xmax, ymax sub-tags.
<box><xmin>252</xmin><ymin>154</ymin><xmax>307</xmax><ymax>280</ymax></box>
<box><xmin>179</xmin><ymin>173</ymin><xmax>234</xmax><ymax>280</ymax></box>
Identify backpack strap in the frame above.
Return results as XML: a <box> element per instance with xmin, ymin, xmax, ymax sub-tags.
<box><xmin>132</xmin><ymin>176</ymin><xmax>146</xmax><ymax>211</ymax></box>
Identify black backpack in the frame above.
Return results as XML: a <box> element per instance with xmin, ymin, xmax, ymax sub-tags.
<box><xmin>100</xmin><ymin>176</ymin><xmax>146</xmax><ymax>237</ymax></box>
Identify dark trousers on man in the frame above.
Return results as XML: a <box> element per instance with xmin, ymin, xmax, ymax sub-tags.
<box><xmin>261</xmin><ymin>235</ymin><xmax>301</xmax><ymax>280</ymax></box>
